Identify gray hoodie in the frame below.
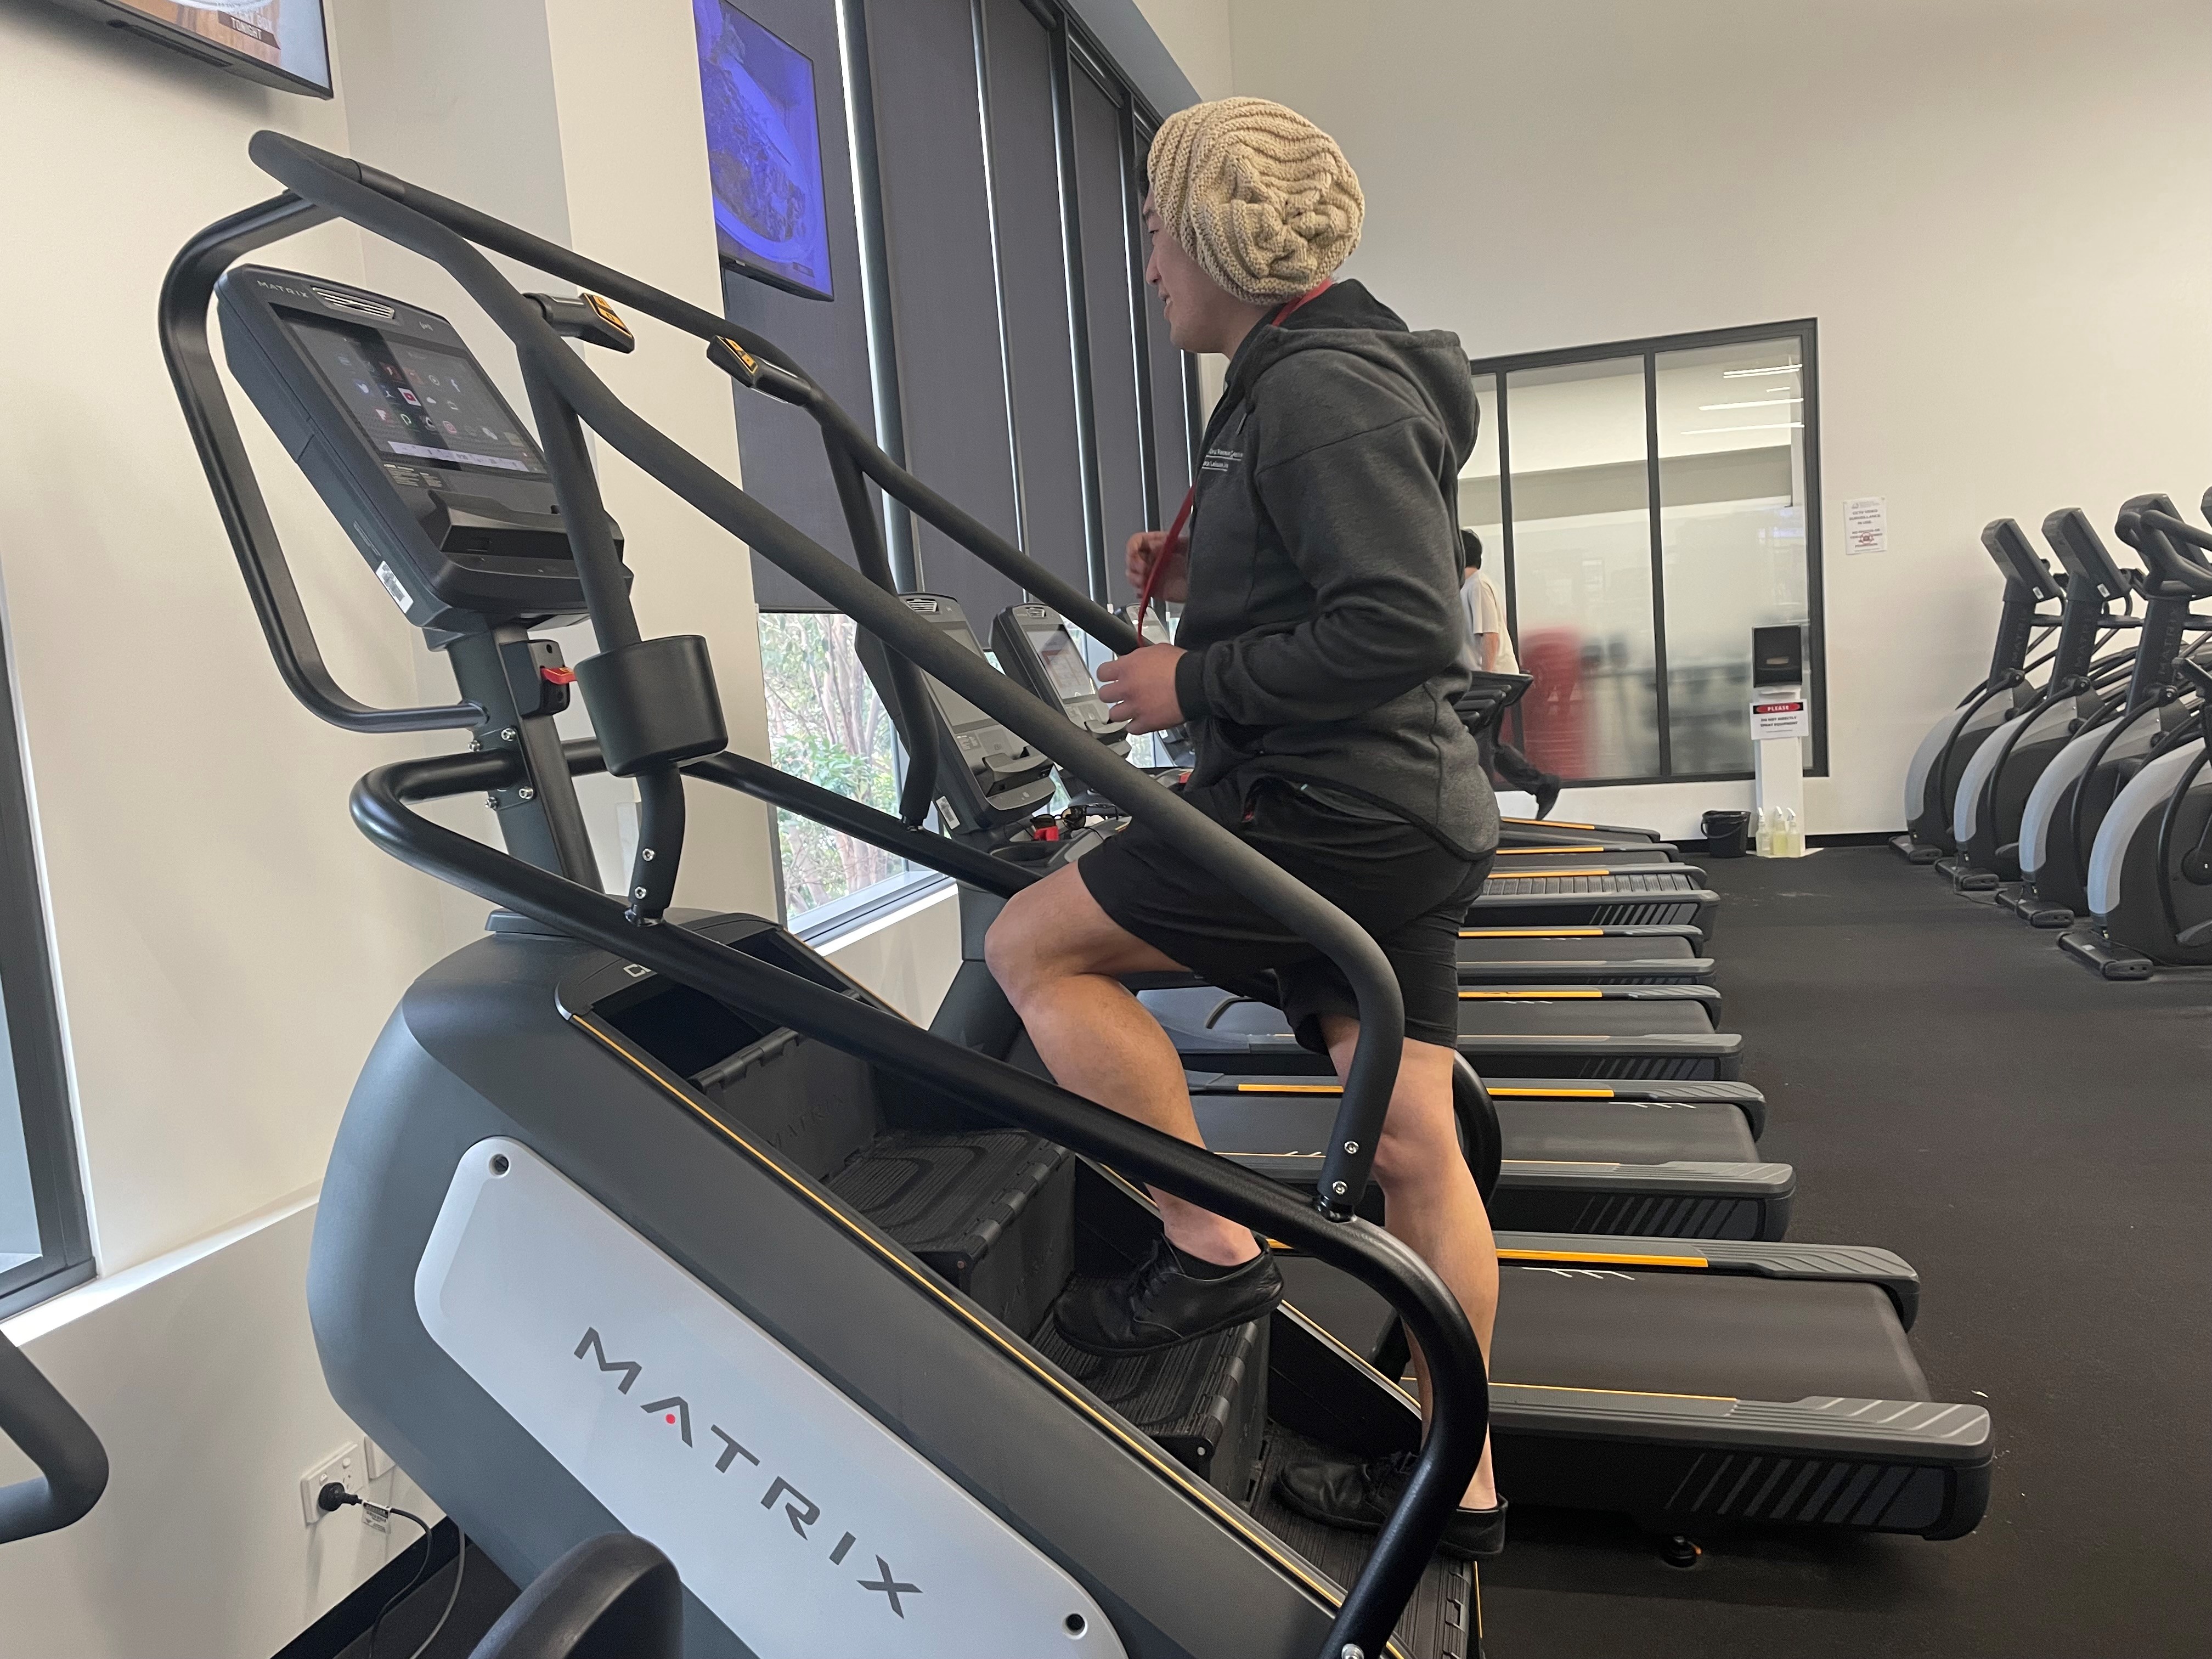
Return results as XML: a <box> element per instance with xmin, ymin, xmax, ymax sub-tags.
<box><xmin>1170</xmin><ymin>280</ymin><xmax>1498</xmax><ymax>859</ymax></box>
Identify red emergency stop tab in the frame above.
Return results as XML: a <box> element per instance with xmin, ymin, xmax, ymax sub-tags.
<box><xmin>540</xmin><ymin>665</ymin><xmax>578</xmax><ymax>685</ymax></box>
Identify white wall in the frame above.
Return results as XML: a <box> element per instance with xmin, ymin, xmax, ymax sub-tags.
<box><xmin>0</xmin><ymin>0</ymin><xmax>788</xmax><ymax>1649</ymax></box>
<box><xmin>1225</xmin><ymin>0</ymin><xmax>2212</xmax><ymax>836</ymax></box>
<box><xmin>1131</xmin><ymin>0</ymin><xmax>1234</xmax><ymax>101</ymax></box>
<box><xmin>0</xmin><ymin>1202</ymin><xmax>442</xmax><ymax>1658</ymax></box>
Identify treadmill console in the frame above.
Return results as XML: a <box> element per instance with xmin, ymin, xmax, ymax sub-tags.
<box><xmin>861</xmin><ymin>594</ymin><xmax>1056</xmax><ymax>837</ymax></box>
<box><xmin>215</xmin><ymin>266</ymin><xmax>621</xmax><ymax>634</ymax></box>
<box><xmin>989</xmin><ymin>603</ymin><xmax>1130</xmax><ymax>758</ymax></box>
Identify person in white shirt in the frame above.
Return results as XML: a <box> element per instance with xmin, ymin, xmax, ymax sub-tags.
<box><xmin>1460</xmin><ymin>531</ymin><xmax>1559</xmax><ymax>816</ymax></box>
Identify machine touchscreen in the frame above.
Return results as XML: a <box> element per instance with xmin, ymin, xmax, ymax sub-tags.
<box><xmin>280</xmin><ymin>309</ymin><xmax>548</xmax><ymax>481</ymax></box>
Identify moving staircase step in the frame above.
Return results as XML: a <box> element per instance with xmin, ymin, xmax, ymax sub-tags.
<box><xmin>828</xmin><ymin>1129</ymin><xmax>1073</xmax><ymax>1336</ymax></box>
<box><xmin>1246</xmin><ymin>1425</ymin><xmax>1474</xmax><ymax>1659</ymax></box>
<box><xmin>1031</xmin><ymin>1312</ymin><xmax>1270</xmax><ymax>1499</ymax></box>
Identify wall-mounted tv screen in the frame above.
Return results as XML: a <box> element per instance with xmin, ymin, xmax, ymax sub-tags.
<box><xmin>691</xmin><ymin>0</ymin><xmax>834</xmax><ymax>302</ymax></box>
<box><xmin>49</xmin><ymin>0</ymin><xmax>332</xmax><ymax>97</ymax></box>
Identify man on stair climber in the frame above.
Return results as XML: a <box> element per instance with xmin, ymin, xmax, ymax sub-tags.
<box><xmin>984</xmin><ymin>97</ymin><xmax>1505</xmax><ymax>1559</ymax></box>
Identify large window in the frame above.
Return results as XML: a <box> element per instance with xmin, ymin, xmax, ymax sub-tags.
<box><xmin>1467</xmin><ymin>323</ymin><xmax>1824</xmax><ymax>784</ymax></box>
<box><xmin>723</xmin><ymin>0</ymin><xmax>1195</xmax><ymax>933</ymax></box>
<box><xmin>0</xmin><ymin>625</ymin><xmax>91</xmax><ymax>1318</ymax></box>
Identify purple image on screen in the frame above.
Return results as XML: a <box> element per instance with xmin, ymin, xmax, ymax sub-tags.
<box><xmin>692</xmin><ymin>0</ymin><xmax>833</xmax><ymax>300</ymax></box>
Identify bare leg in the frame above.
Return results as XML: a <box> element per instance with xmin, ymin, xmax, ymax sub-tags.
<box><xmin>1319</xmin><ymin>1017</ymin><xmax>1499</xmax><ymax>1509</ymax></box>
<box><xmin>985</xmin><ymin>862</ymin><xmax>1259</xmax><ymax>1266</ymax></box>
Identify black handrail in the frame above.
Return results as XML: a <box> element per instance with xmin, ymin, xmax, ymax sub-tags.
<box><xmin>354</xmin><ymin>750</ymin><xmax>1483</xmax><ymax>1657</ymax></box>
<box><xmin>468</xmin><ymin>1533</ymin><xmax>682</xmax><ymax>1659</ymax></box>
<box><xmin>156</xmin><ymin>194</ymin><xmax>484</xmax><ymax>736</ymax></box>
<box><xmin>0</xmin><ymin>1329</ymin><xmax>108</xmax><ymax>1545</ymax></box>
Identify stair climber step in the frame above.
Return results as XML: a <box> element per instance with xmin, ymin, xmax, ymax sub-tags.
<box><xmin>1247</xmin><ymin>1424</ymin><xmax>1475</xmax><ymax>1659</ymax></box>
<box><xmin>1031</xmin><ymin>1312</ymin><xmax>1270</xmax><ymax>1500</ymax></box>
<box><xmin>827</xmin><ymin>1130</ymin><xmax>1073</xmax><ymax>1338</ymax></box>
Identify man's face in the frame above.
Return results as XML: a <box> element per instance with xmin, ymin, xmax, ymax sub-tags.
<box><xmin>1144</xmin><ymin>196</ymin><xmax>1221</xmax><ymax>354</ymax></box>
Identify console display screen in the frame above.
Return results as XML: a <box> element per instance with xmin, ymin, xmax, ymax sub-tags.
<box><xmin>922</xmin><ymin>617</ymin><xmax>1001</xmax><ymax>734</ymax></box>
<box><xmin>1025</xmin><ymin>626</ymin><xmax>1097</xmax><ymax>703</ymax></box>
<box><xmin>280</xmin><ymin>310</ymin><xmax>548</xmax><ymax>479</ymax></box>
<box><xmin>692</xmin><ymin>0</ymin><xmax>833</xmax><ymax>301</ymax></box>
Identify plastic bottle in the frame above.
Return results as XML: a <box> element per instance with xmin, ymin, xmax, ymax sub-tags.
<box><xmin>1779</xmin><ymin>806</ymin><xmax>1801</xmax><ymax>857</ymax></box>
<box><xmin>1755</xmin><ymin>805</ymin><xmax>1776</xmax><ymax>857</ymax></box>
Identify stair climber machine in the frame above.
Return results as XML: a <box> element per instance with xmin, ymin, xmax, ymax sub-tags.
<box><xmin>898</xmin><ymin>594</ymin><xmax>1786</xmax><ymax>1240</ymax></box>
<box><xmin>172</xmin><ymin>139</ymin><xmax>1496</xmax><ymax>1659</ymax></box>
<box><xmin>2007</xmin><ymin>498</ymin><xmax>2212</xmax><ymax>932</ymax></box>
<box><xmin>847</xmin><ymin>580</ymin><xmax>1983</xmax><ymax>1546</ymax></box>
<box><xmin>2059</xmin><ymin>497</ymin><xmax>2212</xmax><ymax>978</ymax></box>
<box><xmin>1893</xmin><ymin>519</ymin><xmax>2068</xmax><ymax>864</ymax></box>
<box><xmin>1939</xmin><ymin>514</ymin><xmax>2136</xmax><ymax>892</ymax></box>
<box><xmin>168</xmin><ymin>138</ymin><xmax>1991</xmax><ymax>1635</ymax></box>
<box><xmin>0</xmin><ymin>1325</ymin><xmax>685</xmax><ymax>1658</ymax></box>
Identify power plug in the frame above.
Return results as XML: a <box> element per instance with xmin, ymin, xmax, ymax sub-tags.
<box><xmin>299</xmin><ymin>1442</ymin><xmax>365</xmax><ymax>1527</ymax></box>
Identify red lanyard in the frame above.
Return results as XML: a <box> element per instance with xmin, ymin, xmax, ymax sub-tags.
<box><xmin>1133</xmin><ymin>280</ymin><xmax>1334</xmax><ymax>633</ymax></box>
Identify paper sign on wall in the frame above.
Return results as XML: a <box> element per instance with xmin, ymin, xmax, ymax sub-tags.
<box><xmin>1750</xmin><ymin>695</ymin><xmax>1812</xmax><ymax>741</ymax></box>
<box><xmin>1844</xmin><ymin>497</ymin><xmax>1888</xmax><ymax>556</ymax></box>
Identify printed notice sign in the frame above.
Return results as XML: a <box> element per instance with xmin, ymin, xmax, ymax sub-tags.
<box><xmin>1845</xmin><ymin>497</ymin><xmax>1888</xmax><ymax>556</ymax></box>
<box><xmin>1750</xmin><ymin>695</ymin><xmax>1812</xmax><ymax>741</ymax></box>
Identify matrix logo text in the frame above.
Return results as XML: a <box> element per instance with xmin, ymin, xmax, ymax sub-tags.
<box><xmin>575</xmin><ymin>1326</ymin><xmax>923</xmax><ymax>1617</ymax></box>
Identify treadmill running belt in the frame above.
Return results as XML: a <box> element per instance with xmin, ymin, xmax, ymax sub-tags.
<box><xmin>1495</xmin><ymin>1268</ymin><xmax>1928</xmax><ymax>1403</ymax></box>
<box><xmin>1459</xmin><ymin>935</ymin><xmax>1695</xmax><ymax>962</ymax></box>
<box><xmin>1198</xmin><ymin>995</ymin><xmax>1718</xmax><ymax>1039</ymax></box>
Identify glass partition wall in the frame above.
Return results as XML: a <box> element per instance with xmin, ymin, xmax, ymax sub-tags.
<box><xmin>1469</xmin><ymin>324</ymin><xmax>1823</xmax><ymax>785</ymax></box>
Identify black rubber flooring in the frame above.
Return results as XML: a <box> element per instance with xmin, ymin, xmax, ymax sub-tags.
<box><xmin>1481</xmin><ymin>845</ymin><xmax>2211</xmax><ymax>1658</ymax></box>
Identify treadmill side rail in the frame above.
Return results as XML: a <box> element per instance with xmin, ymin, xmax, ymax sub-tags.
<box><xmin>1492</xmin><ymin>1232</ymin><xmax>1922</xmax><ymax>1327</ymax></box>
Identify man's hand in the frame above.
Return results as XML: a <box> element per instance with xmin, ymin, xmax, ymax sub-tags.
<box><xmin>1097</xmin><ymin>644</ymin><xmax>1188</xmax><ymax>735</ymax></box>
<box><xmin>1125</xmin><ymin>529</ymin><xmax>1188</xmax><ymax>605</ymax></box>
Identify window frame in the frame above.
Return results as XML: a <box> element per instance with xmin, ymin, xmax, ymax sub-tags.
<box><xmin>0</xmin><ymin>622</ymin><xmax>93</xmax><ymax>1319</ymax></box>
<box><xmin>1471</xmin><ymin>318</ymin><xmax>1827</xmax><ymax>785</ymax></box>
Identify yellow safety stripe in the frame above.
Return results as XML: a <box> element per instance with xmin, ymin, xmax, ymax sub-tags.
<box><xmin>1494</xmin><ymin>845</ymin><xmax>1606</xmax><ymax>856</ymax></box>
<box><xmin>1505</xmin><ymin>817</ymin><xmax>1601</xmax><ymax>830</ymax></box>
<box><xmin>1460</xmin><ymin>988</ymin><xmax>1605</xmax><ymax>999</ymax></box>
<box><xmin>1491</xmin><ymin>1087</ymin><xmax>1617</xmax><ymax>1098</ymax></box>
<box><xmin>1461</xmin><ymin>928</ymin><xmax>1604</xmax><ymax>937</ymax></box>
<box><xmin>1233</xmin><ymin>1082</ymin><xmax>1342</xmax><ymax>1094</ymax></box>
<box><xmin>1501</xmin><ymin>1247</ymin><xmax>1709</xmax><ymax>1268</ymax></box>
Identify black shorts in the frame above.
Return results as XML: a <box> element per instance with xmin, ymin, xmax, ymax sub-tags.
<box><xmin>1078</xmin><ymin>776</ymin><xmax>1492</xmax><ymax>1053</ymax></box>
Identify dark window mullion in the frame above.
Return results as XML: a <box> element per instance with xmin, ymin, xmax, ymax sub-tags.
<box><xmin>1644</xmin><ymin>350</ymin><xmax>1672</xmax><ymax>777</ymax></box>
<box><xmin>1120</xmin><ymin>100</ymin><xmax>1160</xmax><ymax>532</ymax></box>
<box><xmin>1798</xmin><ymin>323</ymin><xmax>1829</xmax><ymax>774</ymax></box>
<box><xmin>1046</xmin><ymin>16</ymin><xmax>1108</xmax><ymax>601</ymax></box>
<box><xmin>1495</xmin><ymin>373</ymin><xmax>1522</xmax><ymax>751</ymax></box>
<box><xmin>968</xmin><ymin>0</ymin><xmax>1028</xmax><ymax>563</ymax></box>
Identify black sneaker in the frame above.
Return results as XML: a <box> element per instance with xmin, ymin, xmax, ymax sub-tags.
<box><xmin>1274</xmin><ymin>1449</ymin><xmax>1508</xmax><ymax>1560</ymax></box>
<box><xmin>1531</xmin><ymin>776</ymin><xmax>1563</xmax><ymax>821</ymax></box>
<box><xmin>1051</xmin><ymin>1237</ymin><xmax>1284</xmax><ymax>1356</ymax></box>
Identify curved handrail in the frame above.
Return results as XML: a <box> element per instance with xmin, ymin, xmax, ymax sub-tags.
<box><xmin>468</xmin><ymin>1533</ymin><xmax>682</xmax><ymax>1659</ymax></box>
<box><xmin>156</xmin><ymin>194</ymin><xmax>484</xmax><ymax>735</ymax></box>
<box><xmin>353</xmin><ymin>749</ymin><xmax>1485</xmax><ymax>1658</ymax></box>
<box><xmin>0</xmin><ymin>1328</ymin><xmax>108</xmax><ymax>1545</ymax></box>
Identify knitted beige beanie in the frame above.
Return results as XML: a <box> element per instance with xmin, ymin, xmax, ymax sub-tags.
<box><xmin>1148</xmin><ymin>97</ymin><xmax>1364</xmax><ymax>307</ymax></box>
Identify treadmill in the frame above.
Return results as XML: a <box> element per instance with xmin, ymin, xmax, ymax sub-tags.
<box><xmin>176</xmin><ymin>150</ymin><xmax>1987</xmax><ymax>1584</ymax></box>
<box><xmin>989</xmin><ymin>604</ymin><xmax>1718</xmax><ymax>989</ymax></box>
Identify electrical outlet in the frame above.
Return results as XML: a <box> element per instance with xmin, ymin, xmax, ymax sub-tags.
<box><xmin>300</xmin><ymin>1441</ymin><xmax>365</xmax><ymax>1527</ymax></box>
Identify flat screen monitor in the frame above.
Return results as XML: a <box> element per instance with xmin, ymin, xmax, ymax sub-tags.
<box><xmin>52</xmin><ymin>0</ymin><xmax>332</xmax><ymax>96</ymax></box>
<box><xmin>692</xmin><ymin>0</ymin><xmax>834</xmax><ymax>302</ymax></box>
<box><xmin>278</xmin><ymin>309</ymin><xmax>549</xmax><ymax>481</ymax></box>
